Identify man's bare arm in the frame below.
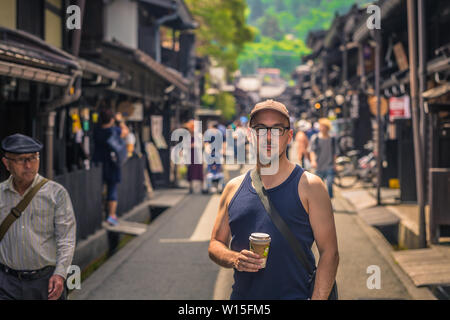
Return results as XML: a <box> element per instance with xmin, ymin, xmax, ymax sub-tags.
<box><xmin>300</xmin><ymin>172</ymin><xmax>339</xmax><ymax>300</ymax></box>
<box><xmin>208</xmin><ymin>180</ymin><xmax>237</xmax><ymax>268</ymax></box>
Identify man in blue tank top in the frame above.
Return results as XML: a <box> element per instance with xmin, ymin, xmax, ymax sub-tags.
<box><xmin>208</xmin><ymin>99</ymin><xmax>339</xmax><ymax>300</ymax></box>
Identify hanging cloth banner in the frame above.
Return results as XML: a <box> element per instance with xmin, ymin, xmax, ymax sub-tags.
<box><xmin>151</xmin><ymin>115</ymin><xmax>168</xmax><ymax>149</ymax></box>
<box><xmin>145</xmin><ymin>142</ymin><xmax>164</xmax><ymax>173</ymax></box>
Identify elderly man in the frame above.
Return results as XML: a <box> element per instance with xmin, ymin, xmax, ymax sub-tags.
<box><xmin>0</xmin><ymin>134</ymin><xmax>76</xmax><ymax>300</ymax></box>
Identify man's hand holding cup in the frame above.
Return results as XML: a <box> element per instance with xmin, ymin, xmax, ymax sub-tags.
<box><xmin>233</xmin><ymin>250</ymin><xmax>264</xmax><ymax>272</ymax></box>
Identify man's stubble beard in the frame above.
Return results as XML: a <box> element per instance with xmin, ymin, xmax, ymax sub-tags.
<box><xmin>258</xmin><ymin>145</ymin><xmax>287</xmax><ymax>168</ymax></box>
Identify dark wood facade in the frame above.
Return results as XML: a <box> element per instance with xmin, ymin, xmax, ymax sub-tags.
<box><xmin>297</xmin><ymin>0</ymin><xmax>450</xmax><ymax>244</ymax></box>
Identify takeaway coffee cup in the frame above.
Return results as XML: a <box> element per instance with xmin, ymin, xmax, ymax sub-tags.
<box><xmin>249</xmin><ymin>233</ymin><xmax>271</xmax><ymax>268</ymax></box>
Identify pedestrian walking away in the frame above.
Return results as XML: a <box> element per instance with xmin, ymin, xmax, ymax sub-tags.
<box><xmin>294</xmin><ymin>120</ymin><xmax>312</xmax><ymax>169</ymax></box>
<box><xmin>204</xmin><ymin>123</ymin><xmax>225</xmax><ymax>194</ymax></box>
<box><xmin>208</xmin><ymin>99</ymin><xmax>339</xmax><ymax>300</ymax></box>
<box><xmin>0</xmin><ymin>134</ymin><xmax>76</xmax><ymax>300</ymax></box>
<box><xmin>92</xmin><ymin>109</ymin><xmax>129</xmax><ymax>226</ymax></box>
<box><xmin>309</xmin><ymin>118</ymin><xmax>338</xmax><ymax>199</ymax></box>
<box><xmin>184</xmin><ymin>120</ymin><xmax>204</xmax><ymax>193</ymax></box>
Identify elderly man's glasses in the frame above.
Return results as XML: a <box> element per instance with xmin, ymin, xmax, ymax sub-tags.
<box><xmin>251</xmin><ymin>125</ymin><xmax>290</xmax><ymax>137</ymax></box>
<box><xmin>4</xmin><ymin>155</ymin><xmax>39</xmax><ymax>165</ymax></box>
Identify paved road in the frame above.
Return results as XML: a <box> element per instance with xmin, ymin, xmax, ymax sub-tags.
<box><xmin>332</xmin><ymin>191</ymin><xmax>411</xmax><ymax>299</ymax></box>
<box><xmin>72</xmin><ymin>166</ymin><xmax>242</xmax><ymax>300</ymax></box>
<box><xmin>72</xmin><ymin>164</ymin><xmax>413</xmax><ymax>300</ymax></box>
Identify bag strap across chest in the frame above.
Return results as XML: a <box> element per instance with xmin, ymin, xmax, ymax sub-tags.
<box><xmin>0</xmin><ymin>178</ymin><xmax>49</xmax><ymax>242</ymax></box>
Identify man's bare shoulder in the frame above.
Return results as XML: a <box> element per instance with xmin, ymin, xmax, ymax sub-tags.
<box><xmin>298</xmin><ymin>170</ymin><xmax>330</xmax><ymax>215</ymax></box>
<box><xmin>299</xmin><ymin>170</ymin><xmax>328</xmax><ymax>197</ymax></box>
<box><xmin>224</xmin><ymin>174</ymin><xmax>246</xmax><ymax>194</ymax></box>
<box><xmin>221</xmin><ymin>173</ymin><xmax>247</xmax><ymax>206</ymax></box>
<box><xmin>300</xmin><ymin>170</ymin><xmax>324</xmax><ymax>186</ymax></box>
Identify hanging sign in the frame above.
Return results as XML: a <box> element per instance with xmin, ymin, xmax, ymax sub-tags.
<box><xmin>389</xmin><ymin>95</ymin><xmax>411</xmax><ymax>121</ymax></box>
<box><xmin>151</xmin><ymin>115</ymin><xmax>168</xmax><ymax>149</ymax></box>
<box><xmin>145</xmin><ymin>142</ymin><xmax>164</xmax><ymax>173</ymax></box>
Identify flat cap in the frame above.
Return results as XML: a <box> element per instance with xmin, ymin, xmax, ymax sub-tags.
<box><xmin>249</xmin><ymin>99</ymin><xmax>290</xmax><ymax>123</ymax></box>
<box><xmin>1</xmin><ymin>134</ymin><xmax>43</xmax><ymax>154</ymax></box>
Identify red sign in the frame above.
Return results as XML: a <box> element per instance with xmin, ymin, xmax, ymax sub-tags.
<box><xmin>389</xmin><ymin>96</ymin><xmax>411</xmax><ymax>121</ymax></box>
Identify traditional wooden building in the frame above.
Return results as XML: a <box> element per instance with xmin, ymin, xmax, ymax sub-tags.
<box><xmin>298</xmin><ymin>0</ymin><xmax>450</xmax><ymax>244</ymax></box>
<box><xmin>0</xmin><ymin>0</ymin><xmax>200</xmax><ymax>242</ymax></box>
<box><xmin>80</xmin><ymin>0</ymin><xmax>198</xmax><ymax>189</ymax></box>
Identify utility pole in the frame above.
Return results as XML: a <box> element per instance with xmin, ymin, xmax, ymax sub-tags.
<box><xmin>407</xmin><ymin>0</ymin><xmax>427</xmax><ymax>248</ymax></box>
<box><xmin>374</xmin><ymin>29</ymin><xmax>382</xmax><ymax>205</ymax></box>
<box><xmin>71</xmin><ymin>0</ymin><xmax>85</xmax><ymax>57</ymax></box>
<box><xmin>418</xmin><ymin>0</ymin><xmax>429</xmax><ymax>246</ymax></box>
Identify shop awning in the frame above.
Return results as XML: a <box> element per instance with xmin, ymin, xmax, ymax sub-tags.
<box><xmin>427</xmin><ymin>56</ymin><xmax>450</xmax><ymax>74</ymax></box>
<box><xmin>353</xmin><ymin>0</ymin><xmax>402</xmax><ymax>43</ymax></box>
<box><xmin>324</xmin><ymin>15</ymin><xmax>346</xmax><ymax>49</ymax></box>
<box><xmin>0</xmin><ymin>26</ymin><xmax>80</xmax><ymax>86</ymax></box>
<box><xmin>135</xmin><ymin>50</ymin><xmax>190</xmax><ymax>93</ymax></box>
<box><xmin>139</xmin><ymin>0</ymin><xmax>198</xmax><ymax>30</ymax></box>
<box><xmin>102</xmin><ymin>41</ymin><xmax>190</xmax><ymax>93</ymax></box>
<box><xmin>78</xmin><ymin>58</ymin><xmax>121</xmax><ymax>83</ymax></box>
<box><xmin>0</xmin><ymin>59</ymin><xmax>72</xmax><ymax>86</ymax></box>
<box><xmin>422</xmin><ymin>83</ymin><xmax>450</xmax><ymax>100</ymax></box>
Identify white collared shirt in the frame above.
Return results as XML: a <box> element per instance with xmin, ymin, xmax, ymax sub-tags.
<box><xmin>0</xmin><ymin>174</ymin><xmax>76</xmax><ymax>278</ymax></box>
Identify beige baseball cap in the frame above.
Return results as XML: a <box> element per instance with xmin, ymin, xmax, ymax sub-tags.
<box><xmin>249</xmin><ymin>99</ymin><xmax>290</xmax><ymax>125</ymax></box>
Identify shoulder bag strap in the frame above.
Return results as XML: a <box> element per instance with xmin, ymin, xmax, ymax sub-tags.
<box><xmin>0</xmin><ymin>178</ymin><xmax>49</xmax><ymax>242</ymax></box>
<box><xmin>250</xmin><ymin>169</ymin><xmax>314</xmax><ymax>275</ymax></box>
<box><xmin>251</xmin><ymin>169</ymin><xmax>338</xmax><ymax>299</ymax></box>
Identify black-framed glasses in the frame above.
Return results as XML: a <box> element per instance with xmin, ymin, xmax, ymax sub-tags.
<box><xmin>251</xmin><ymin>125</ymin><xmax>290</xmax><ymax>137</ymax></box>
<box><xmin>4</xmin><ymin>154</ymin><xmax>40</xmax><ymax>165</ymax></box>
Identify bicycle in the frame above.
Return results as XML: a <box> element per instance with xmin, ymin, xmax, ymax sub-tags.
<box><xmin>334</xmin><ymin>141</ymin><xmax>377</xmax><ymax>188</ymax></box>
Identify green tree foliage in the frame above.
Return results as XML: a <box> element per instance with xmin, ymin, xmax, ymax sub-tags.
<box><xmin>241</xmin><ymin>0</ymin><xmax>371</xmax><ymax>77</ymax></box>
<box><xmin>201</xmin><ymin>92</ymin><xmax>236</xmax><ymax>120</ymax></box>
<box><xmin>258</xmin><ymin>11</ymin><xmax>283</xmax><ymax>40</ymax></box>
<box><xmin>186</xmin><ymin>0</ymin><xmax>254</xmax><ymax>119</ymax></box>
<box><xmin>238</xmin><ymin>33</ymin><xmax>310</xmax><ymax>76</ymax></box>
<box><xmin>185</xmin><ymin>0</ymin><xmax>254</xmax><ymax>74</ymax></box>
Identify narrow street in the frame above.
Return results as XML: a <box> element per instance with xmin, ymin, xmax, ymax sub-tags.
<box><xmin>332</xmin><ymin>189</ymin><xmax>411</xmax><ymax>299</ymax></box>
<box><xmin>71</xmin><ymin>166</ymin><xmax>242</xmax><ymax>300</ymax></box>
<box><xmin>71</xmin><ymin>164</ymin><xmax>427</xmax><ymax>300</ymax></box>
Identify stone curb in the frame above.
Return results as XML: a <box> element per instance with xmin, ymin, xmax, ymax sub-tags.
<box><xmin>335</xmin><ymin>188</ymin><xmax>436</xmax><ymax>300</ymax></box>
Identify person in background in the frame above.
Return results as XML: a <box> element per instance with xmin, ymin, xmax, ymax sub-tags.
<box><xmin>309</xmin><ymin>118</ymin><xmax>337</xmax><ymax>199</ymax></box>
<box><xmin>205</xmin><ymin>162</ymin><xmax>225</xmax><ymax>193</ymax></box>
<box><xmin>234</xmin><ymin>117</ymin><xmax>247</xmax><ymax>166</ymax></box>
<box><xmin>115</xmin><ymin>114</ymin><xmax>136</xmax><ymax>158</ymax></box>
<box><xmin>185</xmin><ymin>120</ymin><xmax>203</xmax><ymax>193</ymax></box>
<box><xmin>295</xmin><ymin>120</ymin><xmax>311</xmax><ymax>169</ymax></box>
<box><xmin>204</xmin><ymin>123</ymin><xmax>225</xmax><ymax>193</ymax></box>
<box><xmin>217</xmin><ymin>122</ymin><xmax>227</xmax><ymax>160</ymax></box>
<box><xmin>306</xmin><ymin>121</ymin><xmax>320</xmax><ymax>140</ymax></box>
<box><xmin>217</xmin><ymin>123</ymin><xmax>227</xmax><ymax>140</ymax></box>
<box><xmin>92</xmin><ymin>109</ymin><xmax>129</xmax><ymax>226</ymax></box>
<box><xmin>125</xmin><ymin>129</ymin><xmax>136</xmax><ymax>158</ymax></box>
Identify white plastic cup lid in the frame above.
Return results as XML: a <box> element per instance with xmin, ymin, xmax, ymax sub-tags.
<box><xmin>249</xmin><ymin>232</ymin><xmax>271</xmax><ymax>243</ymax></box>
